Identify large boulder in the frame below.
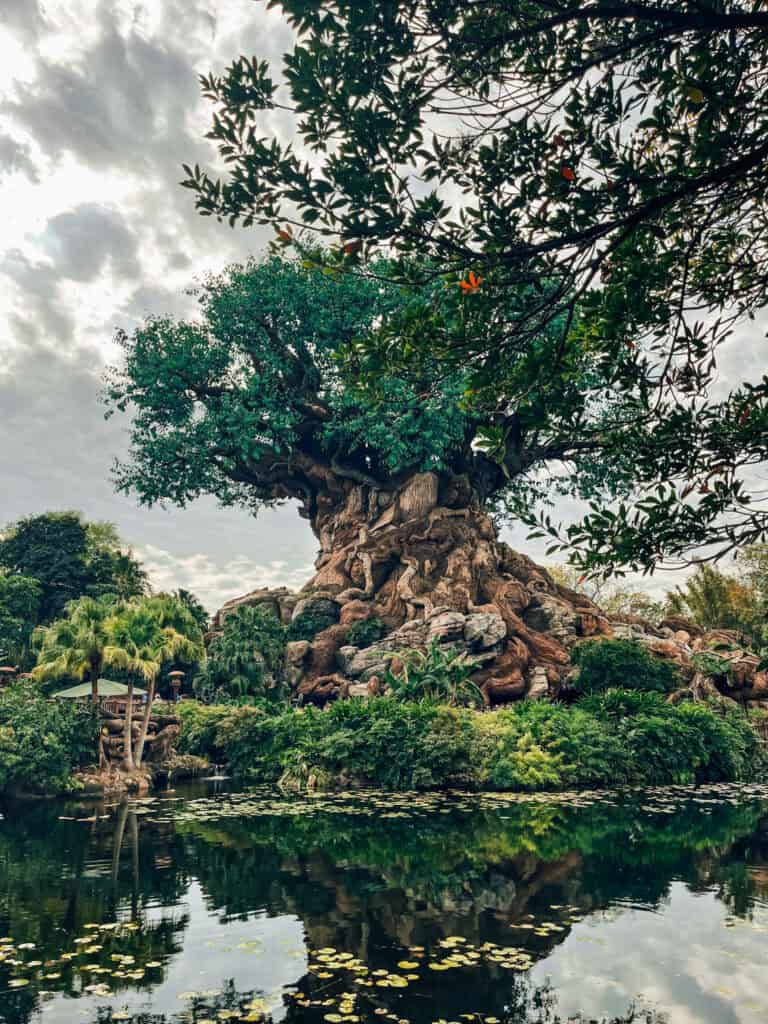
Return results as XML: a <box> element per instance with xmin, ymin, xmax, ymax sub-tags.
<box><xmin>464</xmin><ymin>612</ymin><xmax>507</xmax><ymax>649</ymax></box>
<box><xmin>292</xmin><ymin>596</ymin><xmax>340</xmax><ymax>623</ymax></box>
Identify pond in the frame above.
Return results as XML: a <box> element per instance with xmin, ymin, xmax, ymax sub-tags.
<box><xmin>2</xmin><ymin>781</ymin><xmax>768</xmax><ymax>1024</ymax></box>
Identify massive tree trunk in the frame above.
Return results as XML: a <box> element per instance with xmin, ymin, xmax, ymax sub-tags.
<box><xmin>281</xmin><ymin>468</ymin><xmax>613</xmax><ymax>705</ymax></box>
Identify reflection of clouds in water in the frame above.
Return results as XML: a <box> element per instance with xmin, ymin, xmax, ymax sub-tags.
<box><xmin>531</xmin><ymin>881</ymin><xmax>767</xmax><ymax>1023</ymax></box>
<box><xmin>40</xmin><ymin>882</ymin><xmax>307</xmax><ymax>1022</ymax></box>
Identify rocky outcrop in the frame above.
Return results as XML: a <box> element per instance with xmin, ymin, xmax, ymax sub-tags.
<box><xmin>208</xmin><ymin>554</ymin><xmax>768</xmax><ymax>708</ymax></box>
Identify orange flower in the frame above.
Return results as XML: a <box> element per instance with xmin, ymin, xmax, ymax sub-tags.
<box><xmin>459</xmin><ymin>270</ymin><xmax>483</xmax><ymax>294</ymax></box>
<box><xmin>561</xmin><ymin>166</ymin><xmax>576</xmax><ymax>182</ymax></box>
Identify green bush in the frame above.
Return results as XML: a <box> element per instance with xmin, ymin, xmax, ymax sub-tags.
<box><xmin>385</xmin><ymin>641</ymin><xmax>483</xmax><ymax>706</ymax></box>
<box><xmin>0</xmin><ymin>682</ymin><xmax>99</xmax><ymax>794</ymax></box>
<box><xmin>286</xmin><ymin>609</ymin><xmax>337</xmax><ymax>642</ymax></box>
<box><xmin>177</xmin><ymin>689</ymin><xmax>764</xmax><ymax>793</ymax></box>
<box><xmin>345</xmin><ymin>616</ymin><xmax>385</xmax><ymax>648</ymax></box>
<box><xmin>195</xmin><ymin>605</ymin><xmax>288</xmax><ymax>703</ymax></box>
<box><xmin>571</xmin><ymin>639</ymin><xmax>680</xmax><ymax>696</ymax></box>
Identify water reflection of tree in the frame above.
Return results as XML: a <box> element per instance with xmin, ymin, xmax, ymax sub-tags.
<box><xmin>3</xmin><ymin>792</ymin><xmax>768</xmax><ymax>1024</ymax></box>
<box><xmin>0</xmin><ymin>798</ymin><xmax>189</xmax><ymax>1023</ymax></box>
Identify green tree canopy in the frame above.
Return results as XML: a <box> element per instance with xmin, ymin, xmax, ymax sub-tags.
<box><xmin>0</xmin><ymin>573</ymin><xmax>42</xmax><ymax>668</ymax></box>
<box><xmin>0</xmin><ymin>512</ymin><xmax>148</xmax><ymax>623</ymax></box>
<box><xmin>195</xmin><ymin>604</ymin><xmax>288</xmax><ymax>703</ymax></box>
<box><xmin>182</xmin><ymin>0</ymin><xmax>768</xmax><ymax>572</ymax></box>
<box><xmin>33</xmin><ymin>596</ymin><xmax>128</xmax><ymax>701</ymax></box>
<box><xmin>106</xmin><ymin>254</ymin><xmax>643</xmax><ymax>533</ymax></box>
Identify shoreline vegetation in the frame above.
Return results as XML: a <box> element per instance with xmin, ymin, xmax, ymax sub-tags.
<box><xmin>173</xmin><ymin>695</ymin><xmax>766</xmax><ymax>794</ymax></box>
<box><xmin>2</xmin><ymin>683</ymin><xmax>765</xmax><ymax>800</ymax></box>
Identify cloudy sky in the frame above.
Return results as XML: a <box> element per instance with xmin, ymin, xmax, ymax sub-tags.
<box><xmin>0</xmin><ymin>1</ymin><xmax>761</xmax><ymax>612</ymax></box>
<box><xmin>0</xmin><ymin>0</ymin><xmax>322</xmax><ymax>612</ymax></box>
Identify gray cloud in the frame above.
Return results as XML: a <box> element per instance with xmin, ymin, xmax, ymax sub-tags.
<box><xmin>0</xmin><ymin>135</ymin><xmax>39</xmax><ymax>181</ymax></box>
<box><xmin>43</xmin><ymin>203</ymin><xmax>140</xmax><ymax>281</ymax></box>
<box><xmin>2</xmin><ymin>249</ymin><xmax>75</xmax><ymax>342</ymax></box>
<box><xmin>0</xmin><ymin>0</ymin><xmax>45</xmax><ymax>43</ymax></box>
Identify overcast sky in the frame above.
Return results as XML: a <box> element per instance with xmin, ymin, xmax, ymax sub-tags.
<box><xmin>0</xmin><ymin>1</ymin><xmax>763</xmax><ymax>612</ymax></box>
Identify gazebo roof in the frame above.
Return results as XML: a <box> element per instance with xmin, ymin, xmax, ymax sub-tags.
<box><xmin>53</xmin><ymin>679</ymin><xmax>147</xmax><ymax>699</ymax></box>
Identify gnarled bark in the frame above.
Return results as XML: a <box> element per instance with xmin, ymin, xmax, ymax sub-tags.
<box><xmin>275</xmin><ymin>469</ymin><xmax>613</xmax><ymax>705</ymax></box>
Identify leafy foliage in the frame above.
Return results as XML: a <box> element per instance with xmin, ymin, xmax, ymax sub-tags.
<box><xmin>105</xmin><ymin>254</ymin><xmax>636</xmax><ymax>558</ymax></box>
<box><xmin>285</xmin><ymin>608</ymin><xmax>337</xmax><ymax>643</ymax></box>
<box><xmin>345</xmin><ymin>616</ymin><xmax>385</xmax><ymax>648</ymax></box>
<box><xmin>384</xmin><ymin>641</ymin><xmax>483</xmax><ymax>707</ymax></box>
<box><xmin>667</xmin><ymin>564</ymin><xmax>757</xmax><ymax>635</ymax></box>
<box><xmin>0</xmin><ymin>573</ymin><xmax>42</xmax><ymax>668</ymax></box>
<box><xmin>571</xmin><ymin>639</ymin><xmax>680</xmax><ymax>696</ymax></box>
<box><xmin>0</xmin><ymin>681</ymin><xmax>99</xmax><ymax>794</ymax></box>
<box><xmin>0</xmin><ymin>512</ymin><xmax>148</xmax><ymax>674</ymax></box>
<box><xmin>184</xmin><ymin>1</ymin><xmax>768</xmax><ymax>571</ymax></box>
<box><xmin>177</xmin><ymin>690</ymin><xmax>762</xmax><ymax>792</ymax></box>
<box><xmin>32</xmin><ymin>596</ymin><xmax>127</xmax><ymax>698</ymax></box>
<box><xmin>195</xmin><ymin>605</ymin><xmax>288</xmax><ymax>703</ymax></box>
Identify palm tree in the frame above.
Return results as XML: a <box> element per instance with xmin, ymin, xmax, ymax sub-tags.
<box><xmin>32</xmin><ymin>596</ymin><xmax>123</xmax><ymax>702</ymax></box>
<box><xmin>106</xmin><ymin>597</ymin><xmax>203</xmax><ymax>770</ymax></box>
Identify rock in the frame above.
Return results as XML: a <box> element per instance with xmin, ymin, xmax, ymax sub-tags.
<box><xmin>527</xmin><ymin>666</ymin><xmax>549</xmax><ymax>700</ymax></box>
<box><xmin>751</xmin><ymin>670</ymin><xmax>768</xmax><ymax>696</ymax></box>
<box><xmin>285</xmin><ymin>640</ymin><xmax>311</xmax><ymax>665</ymax></box>
<box><xmin>610</xmin><ymin>621</ymin><xmax>647</xmax><ymax>641</ymax></box>
<box><xmin>347</xmin><ymin>646</ymin><xmax>394</xmax><ymax>678</ymax></box>
<box><xmin>292</xmin><ymin>596</ymin><xmax>340</xmax><ymax>622</ymax></box>
<box><xmin>339</xmin><ymin>600</ymin><xmax>372</xmax><ymax>627</ymax></box>
<box><xmin>427</xmin><ymin>610</ymin><xmax>466</xmax><ymax>643</ymax></box>
<box><xmin>659</xmin><ymin>615</ymin><xmax>703</xmax><ymax>638</ymax></box>
<box><xmin>523</xmin><ymin>595</ymin><xmax>579</xmax><ymax>644</ymax></box>
<box><xmin>674</xmin><ymin>630</ymin><xmax>691</xmax><ymax>644</ymax></box>
<box><xmin>336</xmin><ymin>645</ymin><xmax>360</xmax><ymax>675</ymax></box>
<box><xmin>347</xmin><ymin>682</ymin><xmax>371</xmax><ymax>698</ymax></box>
<box><xmin>464</xmin><ymin>612</ymin><xmax>507</xmax><ymax>649</ymax></box>
<box><xmin>484</xmin><ymin>672</ymin><xmax>527</xmax><ymax>703</ymax></box>
<box><xmin>210</xmin><ymin>586</ymin><xmax>297</xmax><ymax>632</ymax></box>
<box><xmin>335</xmin><ymin>587</ymin><xmax>368</xmax><ymax>605</ymax></box>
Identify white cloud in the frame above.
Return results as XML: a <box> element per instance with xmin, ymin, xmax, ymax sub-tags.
<box><xmin>137</xmin><ymin>543</ymin><xmax>314</xmax><ymax>613</ymax></box>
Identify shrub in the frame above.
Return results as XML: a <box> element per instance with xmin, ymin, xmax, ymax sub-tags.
<box><xmin>571</xmin><ymin>639</ymin><xmax>680</xmax><ymax>696</ymax></box>
<box><xmin>176</xmin><ymin>691</ymin><xmax>765</xmax><ymax>793</ymax></box>
<box><xmin>195</xmin><ymin>605</ymin><xmax>288</xmax><ymax>703</ymax></box>
<box><xmin>0</xmin><ymin>682</ymin><xmax>99</xmax><ymax>794</ymax></box>
<box><xmin>385</xmin><ymin>641</ymin><xmax>483</xmax><ymax>706</ymax></box>
<box><xmin>346</xmin><ymin>616</ymin><xmax>385</xmax><ymax>648</ymax></box>
<box><xmin>286</xmin><ymin>609</ymin><xmax>337</xmax><ymax>642</ymax></box>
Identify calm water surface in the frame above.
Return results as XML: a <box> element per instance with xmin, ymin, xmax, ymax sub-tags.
<box><xmin>2</xmin><ymin>780</ymin><xmax>768</xmax><ymax>1024</ymax></box>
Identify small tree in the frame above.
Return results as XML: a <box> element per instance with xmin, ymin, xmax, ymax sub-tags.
<box><xmin>32</xmin><ymin>596</ymin><xmax>124</xmax><ymax>702</ymax></box>
<box><xmin>196</xmin><ymin>605</ymin><xmax>287</xmax><ymax>704</ymax></box>
<box><xmin>106</xmin><ymin>596</ymin><xmax>204</xmax><ymax>770</ymax></box>
<box><xmin>0</xmin><ymin>573</ymin><xmax>42</xmax><ymax>669</ymax></box>
<box><xmin>666</xmin><ymin>564</ymin><xmax>760</xmax><ymax>641</ymax></box>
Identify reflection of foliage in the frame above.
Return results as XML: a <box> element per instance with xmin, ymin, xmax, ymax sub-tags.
<box><xmin>572</xmin><ymin>639</ymin><xmax>680</xmax><ymax>695</ymax></box>
<box><xmin>2</xmin><ymin>782</ymin><xmax>768</xmax><ymax>1024</ymax></box>
<box><xmin>385</xmin><ymin>642</ymin><xmax>482</xmax><ymax>707</ymax></box>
